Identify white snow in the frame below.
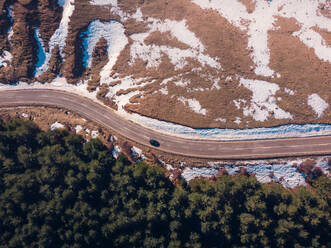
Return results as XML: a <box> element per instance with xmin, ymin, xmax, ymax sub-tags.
<box><xmin>159</xmin><ymin>87</ymin><xmax>168</xmax><ymax>95</ymax></box>
<box><xmin>105</xmin><ymin>75</ymin><xmax>155</xmax><ymax>113</ymax></box>
<box><xmin>7</xmin><ymin>27</ymin><xmax>13</xmax><ymax>41</ymax></box>
<box><xmin>234</xmin><ymin>117</ymin><xmax>241</xmax><ymax>125</ymax></box>
<box><xmin>174</xmin><ymin>79</ymin><xmax>190</xmax><ymax>87</ymax></box>
<box><xmin>90</xmin><ymin>0</ymin><xmax>117</xmax><ymax>6</ymax></box>
<box><xmin>233</xmin><ymin>99</ymin><xmax>246</xmax><ymax>110</ymax></box>
<box><xmin>183</xmin><ymin>160</ymin><xmax>311</xmax><ymax>188</ymax></box>
<box><xmin>82</xmin><ymin>19</ymin><xmax>128</xmax><ymax>86</ymax></box>
<box><xmin>0</xmin><ymin>77</ymin><xmax>98</xmax><ymax>105</ymax></box>
<box><xmin>191</xmin><ymin>0</ymin><xmax>331</xmax><ymax>77</ymax></box>
<box><xmin>75</xmin><ymin>125</ymin><xmax>83</xmax><ymax>133</ymax></box>
<box><xmin>240</xmin><ymin>78</ymin><xmax>292</xmax><ymax>122</ymax></box>
<box><xmin>182</xmin><ymin>167</ymin><xmax>219</xmax><ymax>181</ymax></box>
<box><xmin>35</xmin><ymin>0</ymin><xmax>75</xmax><ymax>76</ymax></box>
<box><xmin>0</xmin><ymin>6</ymin><xmax>13</xmax><ymax>67</ymax></box>
<box><xmin>1</xmin><ymin>78</ymin><xmax>331</xmax><ymax>141</ymax></box>
<box><xmin>100</xmin><ymin>26</ymin><xmax>128</xmax><ymax>84</ymax></box>
<box><xmin>0</xmin><ymin>51</ymin><xmax>13</xmax><ymax>67</ymax></box>
<box><xmin>246</xmin><ymin>163</ymin><xmax>306</xmax><ymax>188</ymax></box>
<box><xmin>6</xmin><ymin>5</ymin><xmax>14</xmax><ymax>43</ymax></box>
<box><xmin>7</xmin><ymin>5</ymin><xmax>14</xmax><ymax>22</ymax></box>
<box><xmin>91</xmin><ymin>130</ymin><xmax>99</xmax><ymax>139</ymax></box>
<box><xmin>284</xmin><ymin>88</ymin><xmax>295</xmax><ymax>95</ymax></box>
<box><xmin>34</xmin><ymin>28</ymin><xmax>46</xmax><ymax>75</ymax></box>
<box><xmin>131</xmin><ymin>8</ymin><xmax>143</xmax><ymax>22</ymax></box>
<box><xmin>131</xmin><ymin>146</ymin><xmax>146</xmax><ymax>159</ymax></box>
<box><xmin>129</xmin><ymin>17</ymin><xmax>221</xmax><ymax>70</ymax></box>
<box><xmin>50</xmin><ymin>122</ymin><xmax>65</xmax><ymax>130</ymax></box>
<box><xmin>112</xmin><ymin>145</ymin><xmax>121</xmax><ymax>159</ymax></box>
<box><xmin>150</xmin><ymin>19</ymin><xmax>205</xmax><ymax>52</ymax></box>
<box><xmin>125</xmin><ymin>110</ymin><xmax>331</xmax><ymax>140</ymax></box>
<box><xmin>316</xmin><ymin>157</ymin><xmax>331</xmax><ymax>175</ymax></box>
<box><xmin>307</xmin><ymin>94</ymin><xmax>329</xmax><ymax>118</ymax></box>
<box><xmin>215</xmin><ymin>118</ymin><xmax>226</xmax><ymax>123</ymax></box>
<box><xmin>178</xmin><ymin>97</ymin><xmax>207</xmax><ymax>115</ymax></box>
<box><xmin>225</xmin><ymin>76</ymin><xmax>232</xmax><ymax>82</ymax></box>
<box><xmin>181</xmin><ymin>156</ymin><xmax>331</xmax><ymax>188</ymax></box>
<box><xmin>211</xmin><ymin>80</ymin><xmax>221</xmax><ymax>90</ymax></box>
<box><xmin>293</xmin><ymin>28</ymin><xmax>331</xmax><ymax>62</ymax></box>
<box><xmin>131</xmin><ymin>146</ymin><xmax>142</xmax><ymax>157</ymax></box>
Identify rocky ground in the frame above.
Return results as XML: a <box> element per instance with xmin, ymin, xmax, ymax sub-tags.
<box><xmin>0</xmin><ymin>0</ymin><xmax>330</xmax><ymax>130</ymax></box>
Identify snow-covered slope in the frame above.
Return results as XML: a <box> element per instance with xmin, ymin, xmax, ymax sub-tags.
<box><xmin>0</xmin><ymin>0</ymin><xmax>330</xmax><ymax>132</ymax></box>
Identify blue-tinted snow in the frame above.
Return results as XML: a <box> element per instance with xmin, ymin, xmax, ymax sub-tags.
<box><xmin>182</xmin><ymin>161</ymin><xmax>309</xmax><ymax>188</ymax></box>
<box><xmin>34</xmin><ymin>28</ymin><xmax>46</xmax><ymax>75</ymax></box>
<box><xmin>130</xmin><ymin>110</ymin><xmax>331</xmax><ymax>140</ymax></box>
<box><xmin>34</xmin><ymin>0</ymin><xmax>75</xmax><ymax>77</ymax></box>
<box><xmin>81</xmin><ymin>19</ymin><xmax>125</xmax><ymax>68</ymax></box>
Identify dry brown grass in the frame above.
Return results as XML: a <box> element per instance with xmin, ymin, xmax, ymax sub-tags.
<box><xmin>238</xmin><ymin>0</ymin><xmax>256</xmax><ymax>13</ymax></box>
<box><xmin>120</xmin><ymin>5</ymin><xmax>331</xmax><ymax>129</ymax></box>
<box><xmin>1</xmin><ymin>0</ymin><xmax>330</xmax><ymax>130</ymax></box>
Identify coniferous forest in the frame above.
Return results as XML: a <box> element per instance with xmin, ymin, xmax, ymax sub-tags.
<box><xmin>0</xmin><ymin>119</ymin><xmax>330</xmax><ymax>248</ymax></box>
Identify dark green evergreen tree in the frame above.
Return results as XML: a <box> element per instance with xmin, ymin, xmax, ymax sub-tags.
<box><xmin>0</xmin><ymin>119</ymin><xmax>330</xmax><ymax>248</ymax></box>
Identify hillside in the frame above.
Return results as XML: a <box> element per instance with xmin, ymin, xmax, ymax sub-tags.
<box><xmin>0</xmin><ymin>0</ymin><xmax>330</xmax><ymax>129</ymax></box>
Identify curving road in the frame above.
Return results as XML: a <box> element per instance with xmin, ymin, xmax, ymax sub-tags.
<box><xmin>1</xmin><ymin>89</ymin><xmax>331</xmax><ymax>159</ymax></box>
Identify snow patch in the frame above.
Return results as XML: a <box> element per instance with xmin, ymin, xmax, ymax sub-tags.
<box><xmin>35</xmin><ymin>0</ymin><xmax>75</xmax><ymax>76</ymax></box>
<box><xmin>246</xmin><ymin>163</ymin><xmax>306</xmax><ymax>188</ymax></box>
<box><xmin>50</xmin><ymin>122</ymin><xmax>65</xmax><ymax>130</ymax></box>
<box><xmin>0</xmin><ymin>51</ymin><xmax>13</xmax><ymax>67</ymax></box>
<box><xmin>130</xmin><ymin>17</ymin><xmax>221</xmax><ymax>70</ymax></box>
<box><xmin>316</xmin><ymin>157</ymin><xmax>331</xmax><ymax>175</ymax></box>
<box><xmin>178</xmin><ymin>97</ymin><xmax>207</xmax><ymax>115</ymax></box>
<box><xmin>7</xmin><ymin>27</ymin><xmax>13</xmax><ymax>41</ymax></box>
<box><xmin>182</xmin><ymin>156</ymin><xmax>330</xmax><ymax>188</ymax></box>
<box><xmin>284</xmin><ymin>88</ymin><xmax>295</xmax><ymax>95</ymax></box>
<box><xmin>1</xmin><ymin>79</ymin><xmax>331</xmax><ymax>141</ymax></box>
<box><xmin>234</xmin><ymin>117</ymin><xmax>241</xmax><ymax>124</ymax></box>
<box><xmin>124</xmin><ymin>110</ymin><xmax>331</xmax><ymax>140</ymax></box>
<box><xmin>131</xmin><ymin>146</ymin><xmax>146</xmax><ymax>159</ymax></box>
<box><xmin>34</xmin><ymin>28</ymin><xmax>46</xmax><ymax>75</ymax></box>
<box><xmin>184</xmin><ymin>160</ymin><xmax>312</xmax><ymax>188</ymax></box>
<box><xmin>211</xmin><ymin>81</ymin><xmax>221</xmax><ymax>90</ymax></box>
<box><xmin>174</xmin><ymin>79</ymin><xmax>190</xmax><ymax>87</ymax></box>
<box><xmin>91</xmin><ymin>130</ymin><xmax>99</xmax><ymax>139</ymax></box>
<box><xmin>233</xmin><ymin>99</ymin><xmax>246</xmax><ymax>110</ymax></box>
<box><xmin>131</xmin><ymin>8</ymin><xmax>143</xmax><ymax>22</ymax></box>
<box><xmin>159</xmin><ymin>87</ymin><xmax>168</xmax><ymax>95</ymax></box>
<box><xmin>240</xmin><ymin>78</ymin><xmax>292</xmax><ymax>122</ymax></box>
<box><xmin>82</xmin><ymin>19</ymin><xmax>128</xmax><ymax>84</ymax></box>
<box><xmin>307</xmin><ymin>94</ymin><xmax>329</xmax><ymax>118</ymax></box>
<box><xmin>191</xmin><ymin>0</ymin><xmax>331</xmax><ymax>76</ymax></box>
<box><xmin>112</xmin><ymin>145</ymin><xmax>121</xmax><ymax>159</ymax></box>
<box><xmin>90</xmin><ymin>0</ymin><xmax>117</xmax><ymax>6</ymax></box>
<box><xmin>75</xmin><ymin>125</ymin><xmax>83</xmax><ymax>133</ymax></box>
<box><xmin>149</xmin><ymin>19</ymin><xmax>205</xmax><ymax>52</ymax></box>
<box><xmin>215</xmin><ymin>118</ymin><xmax>226</xmax><ymax>123</ymax></box>
<box><xmin>105</xmin><ymin>76</ymin><xmax>155</xmax><ymax>113</ymax></box>
<box><xmin>182</xmin><ymin>167</ymin><xmax>219</xmax><ymax>182</ymax></box>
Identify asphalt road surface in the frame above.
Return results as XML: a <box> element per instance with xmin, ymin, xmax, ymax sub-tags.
<box><xmin>1</xmin><ymin>89</ymin><xmax>331</xmax><ymax>159</ymax></box>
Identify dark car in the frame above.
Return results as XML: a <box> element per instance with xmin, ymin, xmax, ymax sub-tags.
<box><xmin>149</xmin><ymin>139</ymin><xmax>160</xmax><ymax>147</ymax></box>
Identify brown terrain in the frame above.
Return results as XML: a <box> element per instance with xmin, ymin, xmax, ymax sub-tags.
<box><xmin>0</xmin><ymin>0</ymin><xmax>330</xmax><ymax>129</ymax></box>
